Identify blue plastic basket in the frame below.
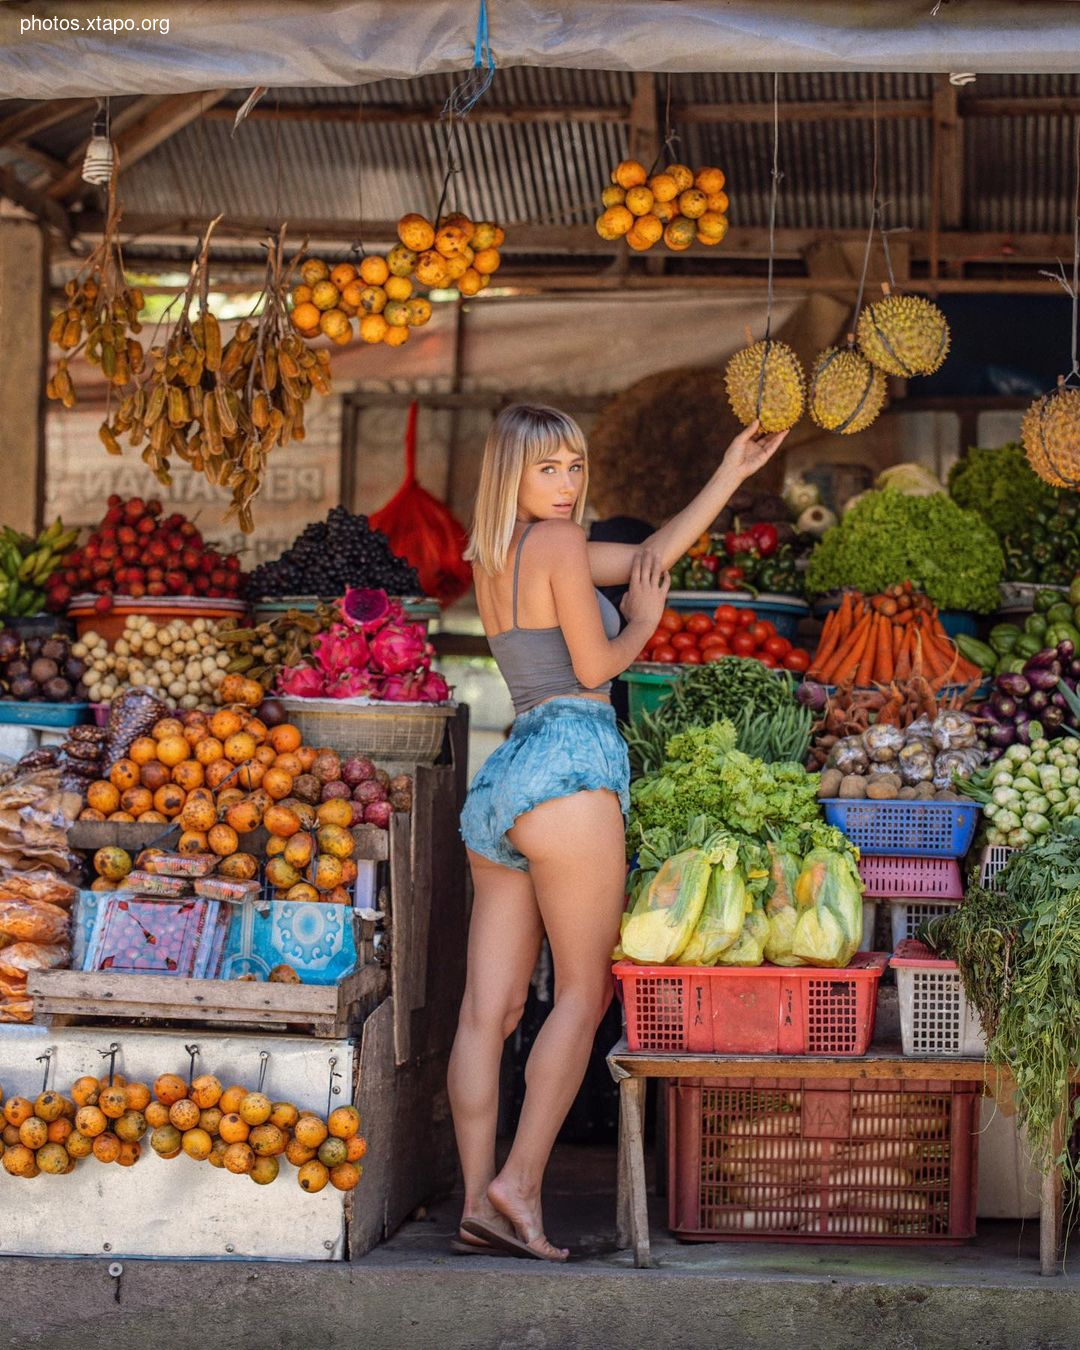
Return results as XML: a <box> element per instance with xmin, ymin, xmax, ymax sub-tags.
<box><xmin>821</xmin><ymin>798</ymin><xmax>980</xmax><ymax>859</ymax></box>
<box><xmin>0</xmin><ymin>701</ymin><xmax>89</xmax><ymax>728</ymax></box>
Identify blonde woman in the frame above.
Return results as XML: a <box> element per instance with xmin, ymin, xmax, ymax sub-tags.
<box><xmin>451</xmin><ymin>403</ymin><xmax>787</xmax><ymax>1260</ymax></box>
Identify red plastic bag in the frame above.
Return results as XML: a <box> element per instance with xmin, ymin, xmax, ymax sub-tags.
<box><xmin>370</xmin><ymin>402</ymin><xmax>472</xmax><ymax>607</ymax></box>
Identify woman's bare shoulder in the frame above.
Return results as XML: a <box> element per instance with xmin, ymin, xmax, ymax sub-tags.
<box><xmin>527</xmin><ymin>519</ymin><xmax>588</xmax><ymax>554</ymax></box>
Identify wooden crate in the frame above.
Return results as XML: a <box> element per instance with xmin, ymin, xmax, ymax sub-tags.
<box><xmin>27</xmin><ymin>962</ymin><xmax>389</xmax><ymax>1038</ymax></box>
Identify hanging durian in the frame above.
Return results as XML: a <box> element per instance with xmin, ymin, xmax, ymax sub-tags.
<box><xmin>809</xmin><ymin>345</ymin><xmax>887</xmax><ymax>434</ymax></box>
<box><xmin>1021</xmin><ymin>379</ymin><xmax>1080</xmax><ymax>488</ymax></box>
<box><xmin>856</xmin><ymin>286</ymin><xmax>950</xmax><ymax>378</ymax></box>
<box><xmin>724</xmin><ymin>338</ymin><xmax>805</xmax><ymax>433</ymax></box>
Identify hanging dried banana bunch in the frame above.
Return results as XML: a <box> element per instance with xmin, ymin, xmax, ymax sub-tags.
<box><xmin>46</xmin><ymin>162</ymin><xmax>144</xmax><ymax>409</ymax></box>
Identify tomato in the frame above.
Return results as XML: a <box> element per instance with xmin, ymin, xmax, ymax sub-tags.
<box><xmin>747</xmin><ymin>621</ymin><xmax>775</xmax><ymax>646</ymax></box>
<box><xmin>732</xmin><ymin>631</ymin><xmax>757</xmax><ymax>656</ymax></box>
<box><xmin>684</xmin><ymin>613</ymin><xmax>713</xmax><ymax>635</ymax></box>
<box><xmin>649</xmin><ymin>628</ymin><xmax>667</xmax><ymax>647</ymax></box>
<box><xmin>670</xmin><ymin>631</ymin><xmax>698</xmax><ymax>651</ymax></box>
<box><xmin>659</xmin><ymin>609</ymin><xmax>684</xmax><ymax>633</ymax></box>
<box><xmin>702</xmin><ymin>646</ymin><xmax>730</xmax><ymax>661</ymax></box>
<box><xmin>699</xmin><ymin>640</ymin><xmax>729</xmax><ymax>658</ymax></box>
<box><xmin>652</xmin><ymin>644</ymin><xmax>678</xmax><ymax>662</ymax></box>
<box><xmin>784</xmin><ymin>649</ymin><xmax>811</xmax><ymax>673</ymax></box>
<box><xmin>757</xmin><ymin>653</ymin><xmax>779</xmax><ymax>668</ymax></box>
<box><xmin>713</xmin><ymin>621</ymin><xmax>736</xmax><ymax>641</ymax></box>
<box><xmin>713</xmin><ymin>604</ymin><xmax>738</xmax><ymax>626</ymax></box>
<box><xmin>735</xmin><ymin>610</ymin><xmax>756</xmax><ymax>628</ymax></box>
<box><xmin>680</xmin><ymin>648</ymin><xmax>702</xmax><ymax>663</ymax></box>
<box><xmin>637</xmin><ymin>650</ymin><xmax>651</xmax><ymax>662</ymax></box>
<box><xmin>764</xmin><ymin>635</ymin><xmax>792</xmax><ymax>659</ymax></box>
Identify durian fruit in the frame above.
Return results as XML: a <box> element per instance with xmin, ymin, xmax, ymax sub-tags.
<box><xmin>724</xmin><ymin>338</ymin><xmax>805</xmax><ymax>433</ymax></box>
<box><xmin>809</xmin><ymin>346</ymin><xmax>887</xmax><ymax>435</ymax></box>
<box><xmin>1021</xmin><ymin>380</ymin><xmax>1080</xmax><ymax>488</ymax></box>
<box><xmin>856</xmin><ymin>288</ymin><xmax>950</xmax><ymax>378</ymax></box>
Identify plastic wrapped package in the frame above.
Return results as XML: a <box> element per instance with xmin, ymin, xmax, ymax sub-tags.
<box><xmin>763</xmin><ymin>843</ymin><xmax>804</xmax><ymax>967</ymax></box>
<box><xmin>832</xmin><ymin>736</ymin><xmax>869</xmax><ymax>776</ymax></box>
<box><xmin>905</xmin><ymin>715</ymin><xmax>934</xmax><ymax>744</ymax></box>
<box><xmin>898</xmin><ymin>741</ymin><xmax>935</xmax><ymax>785</ymax></box>
<box><xmin>619</xmin><ymin>847</ymin><xmax>713</xmax><ymax>965</ymax></box>
<box><xmin>0</xmin><ymin>899</ymin><xmax>69</xmax><ymax>945</ymax></box>
<box><xmin>717</xmin><ymin>897</ymin><xmax>770</xmax><ymax>967</ymax></box>
<box><xmin>933</xmin><ymin>748</ymin><xmax>983</xmax><ymax>791</ymax></box>
<box><xmin>0</xmin><ymin>941</ymin><xmax>69</xmax><ymax>979</ymax></box>
<box><xmin>676</xmin><ymin>843</ymin><xmax>746</xmax><ymax>966</ymax></box>
<box><xmin>931</xmin><ymin>712</ymin><xmax>978</xmax><ymax>751</ymax></box>
<box><xmin>862</xmin><ymin>724</ymin><xmax>905</xmax><ymax>764</ymax></box>
<box><xmin>103</xmin><ymin>689</ymin><xmax>168</xmax><ymax>770</ymax></box>
<box><xmin>0</xmin><ymin>871</ymin><xmax>76</xmax><ymax>907</ymax></box>
<box><xmin>792</xmin><ymin>848</ymin><xmax>865</xmax><ymax>968</ymax></box>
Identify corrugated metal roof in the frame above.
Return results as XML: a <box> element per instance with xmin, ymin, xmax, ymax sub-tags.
<box><xmin>4</xmin><ymin>70</ymin><xmax>1080</xmax><ymax>247</ymax></box>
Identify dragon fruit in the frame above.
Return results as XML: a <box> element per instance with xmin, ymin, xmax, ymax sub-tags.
<box><xmin>277</xmin><ymin>665</ymin><xmax>326</xmax><ymax>698</ymax></box>
<box><xmin>312</xmin><ymin>624</ymin><xmax>370</xmax><ymax>680</ymax></box>
<box><xmin>417</xmin><ymin>671</ymin><xmax>450</xmax><ymax>702</ymax></box>
<box><xmin>341</xmin><ymin>587</ymin><xmax>392</xmax><ymax>631</ymax></box>
<box><xmin>327</xmin><ymin>669</ymin><xmax>380</xmax><ymax>699</ymax></box>
<box><xmin>370</xmin><ymin>621</ymin><xmax>426</xmax><ymax>675</ymax></box>
<box><xmin>379</xmin><ymin>671</ymin><xmax>425</xmax><ymax>702</ymax></box>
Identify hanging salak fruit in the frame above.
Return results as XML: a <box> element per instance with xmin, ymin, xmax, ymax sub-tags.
<box><xmin>369</xmin><ymin>402</ymin><xmax>472</xmax><ymax>607</ymax></box>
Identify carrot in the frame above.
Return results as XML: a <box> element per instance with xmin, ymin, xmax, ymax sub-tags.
<box><xmin>893</xmin><ymin>608</ymin><xmax>916</xmax><ymax>625</ymax></box>
<box><xmin>875</xmin><ymin>614</ymin><xmax>895</xmax><ymax>682</ymax></box>
<box><xmin>810</xmin><ymin>609</ymin><xmax>842</xmax><ymax>679</ymax></box>
<box><xmin>828</xmin><ymin>612</ymin><xmax>874</xmax><ymax>686</ymax></box>
<box><xmin>894</xmin><ymin>628</ymin><xmax>913</xmax><ymax>681</ymax></box>
<box><xmin>856</xmin><ymin>614</ymin><xmax>881</xmax><ymax>686</ymax></box>
<box><xmin>892</xmin><ymin>619</ymin><xmax>904</xmax><ymax>661</ymax></box>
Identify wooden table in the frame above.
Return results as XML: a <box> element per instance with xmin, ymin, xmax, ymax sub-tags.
<box><xmin>606</xmin><ymin>1038</ymin><xmax>1066</xmax><ymax>1274</ymax></box>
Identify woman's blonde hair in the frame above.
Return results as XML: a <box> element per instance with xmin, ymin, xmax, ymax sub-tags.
<box><xmin>465</xmin><ymin>403</ymin><xmax>589</xmax><ymax>574</ymax></box>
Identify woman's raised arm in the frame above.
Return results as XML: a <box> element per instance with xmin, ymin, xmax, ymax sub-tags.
<box><xmin>586</xmin><ymin>421</ymin><xmax>789</xmax><ymax>586</ymax></box>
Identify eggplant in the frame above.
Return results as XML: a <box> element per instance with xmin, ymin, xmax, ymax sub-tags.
<box><xmin>1042</xmin><ymin>705</ymin><xmax>1066</xmax><ymax>730</ymax></box>
<box><xmin>1028</xmin><ymin>689</ymin><xmax>1050</xmax><ymax>713</ymax></box>
<box><xmin>796</xmin><ymin>681</ymin><xmax>828</xmax><ymax>712</ymax></box>
<box><xmin>990</xmin><ymin>691</ymin><xmax>1018</xmax><ymax>719</ymax></box>
<box><xmin>1059</xmin><ymin>640</ymin><xmax>1076</xmax><ymax>662</ymax></box>
<box><xmin>1027</xmin><ymin>666</ymin><xmax>1062</xmax><ymax>692</ymax></box>
<box><xmin>996</xmin><ymin>672</ymin><xmax>1031</xmax><ymax>699</ymax></box>
<box><xmin>1015</xmin><ymin>707</ymin><xmax>1032</xmax><ymax>726</ymax></box>
<box><xmin>971</xmin><ymin>701</ymin><xmax>995</xmax><ymax>721</ymax></box>
<box><xmin>986</xmin><ymin>746</ymin><xmax>1004</xmax><ymax>763</ymax></box>
<box><xmin>1070</xmin><ymin>658</ymin><xmax>1080</xmax><ymax>680</ymax></box>
<box><xmin>988</xmin><ymin>723</ymin><xmax>1017</xmax><ymax>747</ymax></box>
<box><xmin>1025</xmin><ymin>648</ymin><xmax>1060</xmax><ymax>670</ymax></box>
<box><xmin>1053</xmin><ymin>691</ymin><xmax>1070</xmax><ymax>709</ymax></box>
<box><xmin>1016</xmin><ymin>720</ymin><xmax>1034</xmax><ymax>745</ymax></box>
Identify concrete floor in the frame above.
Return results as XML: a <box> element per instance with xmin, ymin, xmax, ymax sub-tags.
<box><xmin>4</xmin><ymin>1144</ymin><xmax>1080</xmax><ymax>1350</ymax></box>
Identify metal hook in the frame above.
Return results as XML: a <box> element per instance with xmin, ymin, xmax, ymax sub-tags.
<box><xmin>325</xmin><ymin>1055</ymin><xmax>342</xmax><ymax>1117</ymax></box>
<box><xmin>98</xmin><ymin>1042</ymin><xmax>120</xmax><ymax>1086</ymax></box>
<box><xmin>256</xmin><ymin>1050</ymin><xmax>270</xmax><ymax>1095</ymax></box>
<box><xmin>35</xmin><ymin>1047</ymin><xmax>56</xmax><ymax>1094</ymax></box>
<box><xmin>184</xmin><ymin>1043</ymin><xmax>200</xmax><ymax>1089</ymax></box>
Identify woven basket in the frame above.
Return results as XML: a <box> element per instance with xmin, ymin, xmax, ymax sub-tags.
<box><xmin>278</xmin><ymin>697</ymin><xmax>455</xmax><ymax>762</ymax></box>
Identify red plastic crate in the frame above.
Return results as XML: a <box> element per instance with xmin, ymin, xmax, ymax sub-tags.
<box><xmin>612</xmin><ymin>954</ymin><xmax>888</xmax><ymax>1056</ymax></box>
<box><xmin>668</xmin><ymin>1076</ymin><xmax>980</xmax><ymax>1243</ymax></box>
<box><xmin>857</xmin><ymin>855</ymin><xmax>963</xmax><ymax>900</ymax></box>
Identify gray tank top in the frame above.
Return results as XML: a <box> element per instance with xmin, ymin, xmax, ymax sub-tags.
<box><xmin>487</xmin><ymin>523</ymin><xmax>621</xmax><ymax>716</ymax></box>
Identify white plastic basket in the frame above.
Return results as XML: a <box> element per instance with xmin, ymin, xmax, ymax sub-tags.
<box><xmin>857</xmin><ymin>898</ymin><xmax>876</xmax><ymax>953</ymax></box>
<box><xmin>978</xmin><ymin>845</ymin><xmax>1015</xmax><ymax>892</ymax></box>
<box><xmin>888</xmin><ymin>898</ymin><xmax>962</xmax><ymax>949</ymax></box>
<box><xmin>891</xmin><ymin>943</ymin><xmax>987</xmax><ymax>1057</ymax></box>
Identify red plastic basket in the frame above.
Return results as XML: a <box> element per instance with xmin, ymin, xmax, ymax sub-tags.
<box><xmin>612</xmin><ymin>954</ymin><xmax>888</xmax><ymax>1056</ymax></box>
<box><xmin>857</xmin><ymin>856</ymin><xmax>963</xmax><ymax>900</ymax></box>
<box><xmin>668</xmin><ymin>1075</ymin><xmax>980</xmax><ymax>1243</ymax></box>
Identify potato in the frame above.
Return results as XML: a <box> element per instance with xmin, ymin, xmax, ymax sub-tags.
<box><xmin>838</xmin><ymin>775</ymin><xmax>867</xmax><ymax>799</ymax></box>
<box><xmin>897</xmin><ymin>786</ymin><xmax>918</xmax><ymax>800</ymax></box>
<box><xmin>818</xmin><ymin>769</ymin><xmax>843</xmax><ymax>799</ymax></box>
<box><xmin>866</xmin><ymin>778</ymin><xmax>900</xmax><ymax>800</ymax></box>
<box><xmin>913</xmin><ymin>782</ymin><xmax>936</xmax><ymax>800</ymax></box>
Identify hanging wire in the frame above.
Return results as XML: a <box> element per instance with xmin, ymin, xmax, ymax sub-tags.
<box><xmin>433</xmin><ymin>0</ymin><xmax>497</xmax><ymax>225</ymax></box>
<box><xmin>1039</xmin><ymin>118</ymin><xmax>1080</xmax><ymax>384</ymax></box>
<box><xmin>763</xmin><ymin>73</ymin><xmax>782</xmax><ymax>342</ymax></box>
<box><xmin>350</xmin><ymin>89</ymin><xmax>367</xmax><ymax>258</ymax></box>
<box><xmin>646</xmin><ymin>74</ymin><xmax>679</xmax><ymax>178</ymax></box>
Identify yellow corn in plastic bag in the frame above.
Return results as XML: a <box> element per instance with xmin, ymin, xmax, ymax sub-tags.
<box><xmin>676</xmin><ymin>842</ymin><xmax>745</xmax><ymax>966</ymax></box>
<box><xmin>717</xmin><ymin>896</ymin><xmax>770</xmax><ymax>967</ymax></box>
<box><xmin>619</xmin><ymin>834</ymin><xmax>732</xmax><ymax>965</ymax></box>
<box><xmin>791</xmin><ymin>847</ymin><xmax>864</xmax><ymax>967</ymax></box>
<box><xmin>763</xmin><ymin>842</ymin><xmax>805</xmax><ymax>967</ymax></box>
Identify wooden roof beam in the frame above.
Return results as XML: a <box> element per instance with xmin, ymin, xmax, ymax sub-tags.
<box><xmin>0</xmin><ymin>98</ymin><xmax>97</xmax><ymax>147</ymax></box>
<box><xmin>0</xmin><ymin>165</ymin><xmax>72</xmax><ymax>238</ymax></box>
<box><xmin>47</xmin><ymin>91</ymin><xmax>228</xmax><ymax>203</ymax></box>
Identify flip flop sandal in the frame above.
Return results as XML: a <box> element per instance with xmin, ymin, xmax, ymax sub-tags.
<box><xmin>448</xmin><ymin>1236</ymin><xmax>513</xmax><ymax>1252</ymax></box>
<box><xmin>460</xmin><ymin>1217</ymin><xmax>567</xmax><ymax>1263</ymax></box>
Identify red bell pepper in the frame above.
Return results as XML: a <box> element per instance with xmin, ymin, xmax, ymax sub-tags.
<box><xmin>724</xmin><ymin>530</ymin><xmax>757</xmax><ymax>556</ymax></box>
<box><xmin>749</xmin><ymin>522</ymin><xmax>779</xmax><ymax>557</ymax></box>
<box><xmin>717</xmin><ymin>565</ymin><xmax>745</xmax><ymax>591</ymax></box>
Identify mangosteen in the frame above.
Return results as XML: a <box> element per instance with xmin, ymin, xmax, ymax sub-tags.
<box><xmin>9</xmin><ymin>677</ymin><xmax>37</xmax><ymax>701</ymax></box>
<box><xmin>24</xmin><ymin>637</ymin><xmax>43</xmax><ymax>659</ymax></box>
<box><xmin>0</xmin><ymin>631</ymin><xmax>21</xmax><ymax>661</ymax></box>
<box><xmin>64</xmin><ymin>657</ymin><xmax>86</xmax><ymax>682</ymax></box>
<box><xmin>41</xmin><ymin>639</ymin><xmax>67</xmax><ymax>662</ymax></box>
<box><xmin>42</xmin><ymin>676</ymin><xmax>73</xmax><ymax>702</ymax></box>
<box><xmin>5</xmin><ymin>659</ymin><xmax>29</xmax><ymax>680</ymax></box>
<box><xmin>258</xmin><ymin>697</ymin><xmax>286</xmax><ymax>727</ymax></box>
<box><xmin>74</xmin><ymin>681</ymin><xmax>89</xmax><ymax>701</ymax></box>
<box><xmin>30</xmin><ymin>657</ymin><xmax>59</xmax><ymax>685</ymax></box>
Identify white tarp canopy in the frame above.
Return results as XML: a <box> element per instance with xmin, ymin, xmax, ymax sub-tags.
<box><xmin>3</xmin><ymin>1</ymin><xmax>1080</xmax><ymax>98</ymax></box>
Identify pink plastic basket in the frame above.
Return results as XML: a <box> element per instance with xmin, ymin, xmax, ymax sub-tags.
<box><xmin>857</xmin><ymin>856</ymin><xmax>963</xmax><ymax>900</ymax></box>
<box><xmin>613</xmin><ymin>954</ymin><xmax>888</xmax><ymax>1056</ymax></box>
<box><xmin>668</xmin><ymin>1075</ymin><xmax>980</xmax><ymax>1243</ymax></box>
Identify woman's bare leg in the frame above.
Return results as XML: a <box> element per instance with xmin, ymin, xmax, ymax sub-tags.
<box><xmin>488</xmin><ymin>789</ymin><xmax>626</xmax><ymax>1259</ymax></box>
<box><xmin>448</xmin><ymin>849</ymin><xmax>544</xmax><ymax>1243</ymax></box>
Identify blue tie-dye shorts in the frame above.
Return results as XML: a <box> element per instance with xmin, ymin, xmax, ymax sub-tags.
<box><xmin>460</xmin><ymin>697</ymin><xmax>630</xmax><ymax>872</ymax></box>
